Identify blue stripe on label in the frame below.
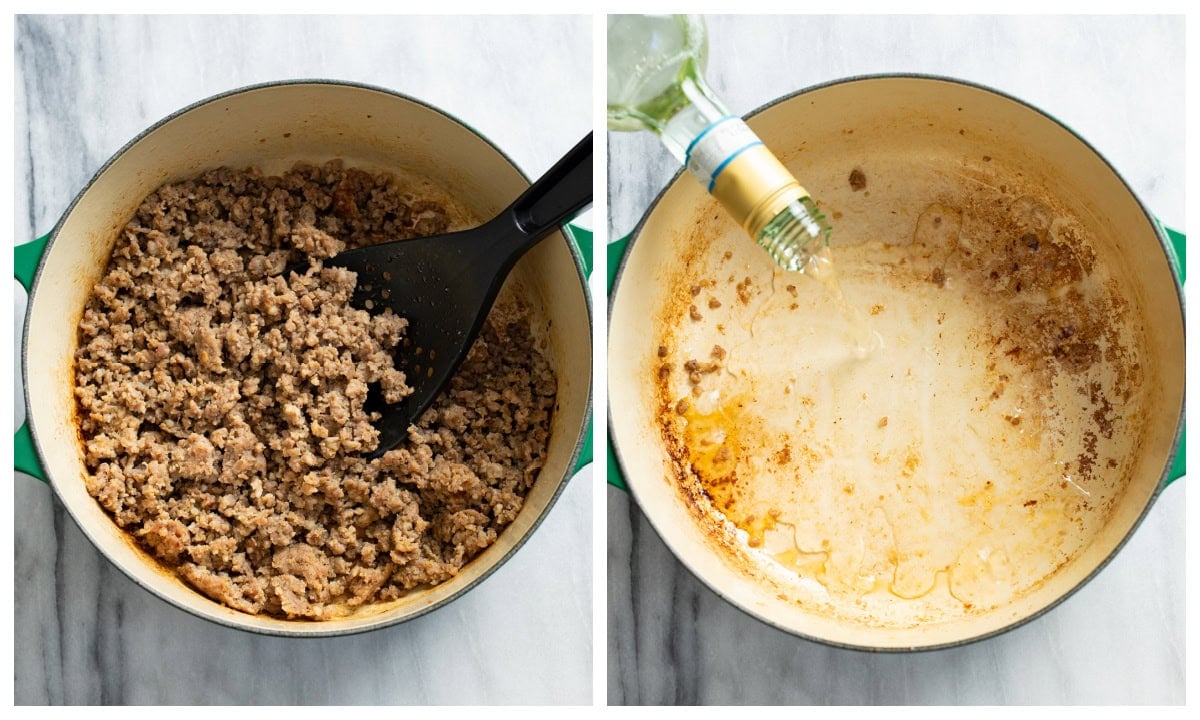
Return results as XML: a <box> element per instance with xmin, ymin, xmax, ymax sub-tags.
<box><xmin>684</xmin><ymin>116</ymin><xmax>739</xmax><ymax>166</ymax></box>
<box><xmin>707</xmin><ymin>141</ymin><xmax>764</xmax><ymax>192</ymax></box>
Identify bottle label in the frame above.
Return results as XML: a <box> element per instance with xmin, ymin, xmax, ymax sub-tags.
<box><xmin>684</xmin><ymin>117</ymin><xmax>764</xmax><ymax>193</ymax></box>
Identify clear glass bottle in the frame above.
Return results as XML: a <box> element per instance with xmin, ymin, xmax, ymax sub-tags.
<box><xmin>607</xmin><ymin>14</ymin><xmax>831</xmax><ymax>272</ymax></box>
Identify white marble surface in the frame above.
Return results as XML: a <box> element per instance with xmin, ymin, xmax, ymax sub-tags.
<box><xmin>14</xmin><ymin>15</ymin><xmax>592</xmax><ymax>705</ymax></box>
<box><xmin>607</xmin><ymin>15</ymin><xmax>1184</xmax><ymax>705</ymax></box>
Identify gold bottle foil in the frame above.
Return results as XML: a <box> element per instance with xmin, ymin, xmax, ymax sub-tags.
<box><xmin>710</xmin><ymin>145</ymin><xmax>807</xmax><ymax>239</ymax></box>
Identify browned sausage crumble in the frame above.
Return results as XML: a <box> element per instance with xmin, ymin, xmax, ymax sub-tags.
<box><xmin>73</xmin><ymin>161</ymin><xmax>556</xmax><ymax>619</ymax></box>
<box><xmin>848</xmin><ymin>167</ymin><xmax>867</xmax><ymax>191</ymax></box>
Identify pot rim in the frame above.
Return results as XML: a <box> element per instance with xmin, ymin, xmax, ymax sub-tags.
<box><xmin>607</xmin><ymin>71</ymin><xmax>1184</xmax><ymax>652</ymax></box>
<box><xmin>22</xmin><ymin>78</ymin><xmax>593</xmax><ymax>638</ymax></box>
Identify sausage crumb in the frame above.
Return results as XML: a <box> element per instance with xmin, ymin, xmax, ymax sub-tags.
<box><xmin>689</xmin><ymin>304</ymin><xmax>703</xmax><ymax>321</ymax></box>
<box><xmin>684</xmin><ymin>359</ymin><xmax>721</xmax><ymax>376</ymax></box>
<box><xmin>707</xmin><ymin>297</ymin><xmax>722</xmax><ymax>309</ymax></box>
<box><xmin>675</xmin><ymin>398</ymin><xmax>691</xmax><ymax>415</ymax></box>
<box><xmin>657</xmin><ymin>345</ymin><xmax>668</xmax><ymax>358</ymax></box>
<box><xmin>735</xmin><ymin>277</ymin><xmax>754</xmax><ymax>305</ymax></box>
<box><xmin>849</xmin><ymin>167</ymin><xmax>867</xmax><ymax>191</ymax></box>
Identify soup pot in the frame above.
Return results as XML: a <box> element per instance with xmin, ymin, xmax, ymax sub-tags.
<box><xmin>608</xmin><ymin>75</ymin><xmax>1183</xmax><ymax>651</ymax></box>
<box><xmin>15</xmin><ymin>80</ymin><xmax>593</xmax><ymax>637</ymax></box>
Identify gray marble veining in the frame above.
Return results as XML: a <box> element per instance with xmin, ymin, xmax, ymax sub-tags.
<box><xmin>607</xmin><ymin>14</ymin><xmax>1184</xmax><ymax>705</ymax></box>
<box><xmin>15</xmin><ymin>14</ymin><xmax>592</xmax><ymax>706</ymax></box>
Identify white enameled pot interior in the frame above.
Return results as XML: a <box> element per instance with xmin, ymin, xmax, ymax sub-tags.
<box><xmin>25</xmin><ymin>82</ymin><xmax>591</xmax><ymax>635</ymax></box>
<box><xmin>609</xmin><ymin>76</ymin><xmax>1183</xmax><ymax>649</ymax></box>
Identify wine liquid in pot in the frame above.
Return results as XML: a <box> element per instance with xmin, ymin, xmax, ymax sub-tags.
<box><xmin>655</xmin><ymin>197</ymin><xmax>1145</xmax><ymax>628</ymax></box>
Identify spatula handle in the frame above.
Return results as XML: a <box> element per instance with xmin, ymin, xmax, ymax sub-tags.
<box><xmin>504</xmin><ymin>133</ymin><xmax>593</xmax><ymax>246</ymax></box>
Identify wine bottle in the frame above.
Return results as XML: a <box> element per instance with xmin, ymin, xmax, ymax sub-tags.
<box><xmin>607</xmin><ymin>14</ymin><xmax>831</xmax><ymax>272</ymax></box>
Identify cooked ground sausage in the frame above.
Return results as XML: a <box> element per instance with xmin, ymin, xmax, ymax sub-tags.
<box><xmin>74</xmin><ymin>161</ymin><xmax>556</xmax><ymax>619</ymax></box>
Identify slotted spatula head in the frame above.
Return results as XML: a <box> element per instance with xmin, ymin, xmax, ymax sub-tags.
<box><xmin>327</xmin><ymin>133</ymin><xmax>592</xmax><ymax>458</ymax></box>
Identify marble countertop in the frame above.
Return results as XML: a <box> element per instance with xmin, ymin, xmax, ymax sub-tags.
<box><xmin>14</xmin><ymin>15</ymin><xmax>592</xmax><ymax>705</ymax></box>
<box><xmin>607</xmin><ymin>15</ymin><xmax>1184</xmax><ymax>705</ymax></box>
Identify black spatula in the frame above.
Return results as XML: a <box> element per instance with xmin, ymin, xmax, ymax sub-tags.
<box><xmin>326</xmin><ymin>133</ymin><xmax>592</xmax><ymax>458</ymax></box>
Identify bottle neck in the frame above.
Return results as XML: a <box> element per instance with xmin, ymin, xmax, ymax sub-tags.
<box><xmin>656</xmin><ymin>75</ymin><xmax>730</xmax><ymax>163</ymax></box>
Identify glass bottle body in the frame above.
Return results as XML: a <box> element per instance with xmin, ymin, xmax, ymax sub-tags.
<box><xmin>607</xmin><ymin>14</ymin><xmax>831</xmax><ymax>272</ymax></box>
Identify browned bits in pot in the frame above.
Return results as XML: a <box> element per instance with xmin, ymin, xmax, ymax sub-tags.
<box><xmin>689</xmin><ymin>304</ymin><xmax>703</xmax><ymax>321</ymax></box>
<box><xmin>708</xmin><ymin>297</ymin><xmax>722</xmax><ymax>309</ymax></box>
<box><xmin>785</xmin><ymin>284</ymin><xmax>797</xmax><ymax>297</ymax></box>
<box><xmin>848</xmin><ymin>167</ymin><xmax>867</xmax><ymax>191</ymax></box>
<box><xmin>675</xmin><ymin>398</ymin><xmax>691</xmax><ymax>415</ymax></box>
<box><xmin>685</xmin><ymin>357</ymin><xmax>722</xmax><ymax>386</ymax></box>
<box><xmin>1089</xmin><ymin>381</ymin><xmax>1115</xmax><ymax>439</ymax></box>
<box><xmin>657</xmin><ymin>345</ymin><xmax>668</xmax><ymax>358</ymax></box>
<box><xmin>711</xmin><ymin>345</ymin><xmax>726</xmax><ymax>361</ymax></box>
<box><xmin>736</xmin><ymin>277</ymin><xmax>753</xmax><ymax>305</ymax></box>
<box><xmin>878</xmin><ymin>416</ymin><xmax>888</xmax><ymax>428</ymax></box>
<box><xmin>870</xmin><ymin>304</ymin><xmax>885</xmax><ymax>315</ymax></box>
<box><xmin>690</xmin><ymin>284</ymin><xmax>702</xmax><ymax>297</ymax></box>
<box><xmin>930</xmin><ymin>267</ymin><xmax>947</xmax><ymax>288</ymax></box>
<box><xmin>72</xmin><ymin>161</ymin><xmax>556</xmax><ymax>620</ymax></box>
<box><xmin>658</xmin><ymin>363</ymin><xmax>673</xmax><ymax>380</ymax></box>
<box><xmin>684</xmin><ymin>359</ymin><xmax>721</xmax><ymax>376</ymax></box>
<box><xmin>722</xmin><ymin>251</ymin><xmax>733</xmax><ymax>261</ymax></box>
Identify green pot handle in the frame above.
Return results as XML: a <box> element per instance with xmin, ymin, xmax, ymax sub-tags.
<box><xmin>1161</xmin><ymin>224</ymin><xmax>1185</xmax><ymax>485</ymax></box>
<box><xmin>564</xmin><ymin>224</ymin><xmax>594</xmax><ymax>474</ymax></box>
<box><xmin>13</xmin><ymin>226</ymin><xmax>596</xmax><ymax>483</ymax></box>
<box><xmin>14</xmin><ymin>233</ymin><xmax>50</xmax><ymax>482</ymax></box>
<box><xmin>606</xmin><ymin>225</ymin><xmax>1187</xmax><ymax>492</ymax></box>
<box><xmin>606</xmin><ymin>236</ymin><xmax>631</xmax><ymax>490</ymax></box>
